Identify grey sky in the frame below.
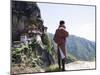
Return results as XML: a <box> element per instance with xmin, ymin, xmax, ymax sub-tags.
<box><xmin>37</xmin><ymin>2</ymin><xmax>95</xmax><ymax>41</ymax></box>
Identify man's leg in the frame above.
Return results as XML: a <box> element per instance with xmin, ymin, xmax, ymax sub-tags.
<box><xmin>59</xmin><ymin>44</ymin><xmax>66</xmax><ymax>71</ymax></box>
<box><xmin>58</xmin><ymin>48</ymin><xmax>61</xmax><ymax>69</ymax></box>
<box><xmin>62</xmin><ymin>58</ymin><xmax>65</xmax><ymax>71</ymax></box>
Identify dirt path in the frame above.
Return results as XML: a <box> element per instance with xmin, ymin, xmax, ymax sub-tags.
<box><xmin>65</xmin><ymin>61</ymin><xmax>95</xmax><ymax>70</ymax></box>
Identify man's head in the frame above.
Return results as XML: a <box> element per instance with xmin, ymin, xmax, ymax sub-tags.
<box><xmin>59</xmin><ymin>20</ymin><xmax>66</xmax><ymax>28</ymax></box>
<box><xmin>60</xmin><ymin>20</ymin><xmax>65</xmax><ymax>25</ymax></box>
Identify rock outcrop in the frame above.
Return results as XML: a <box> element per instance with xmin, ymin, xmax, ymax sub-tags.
<box><xmin>11</xmin><ymin>1</ymin><xmax>57</xmax><ymax>74</ymax></box>
<box><xmin>12</xmin><ymin>1</ymin><xmax>44</xmax><ymax>41</ymax></box>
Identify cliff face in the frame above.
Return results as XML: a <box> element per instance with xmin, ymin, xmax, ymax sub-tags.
<box><xmin>12</xmin><ymin>1</ymin><xmax>44</xmax><ymax>41</ymax></box>
<box><xmin>11</xmin><ymin>1</ymin><xmax>57</xmax><ymax>74</ymax></box>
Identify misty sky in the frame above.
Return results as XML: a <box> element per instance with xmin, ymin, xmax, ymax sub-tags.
<box><xmin>37</xmin><ymin>2</ymin><xmax>95</xmax><ymax>41</ymax></box>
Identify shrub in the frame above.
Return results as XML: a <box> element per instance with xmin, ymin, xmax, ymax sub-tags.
<box><xmin>29</xmin><ymin>39</ymin><xmax>39</xmax><ymax>49</ymax></box>
<box><xmin>41</xmin><ymin>33</ymin><xmax>52</xmax><ymax>54</ymax></box>
<box><xmin>12</xmin><ymin>48</ymin><xmax>22</xmax><ymax>63</ymax></box>
<box><xmin>66</xmin><ymin>53</ymin><xmax>77</xmax><ymax>64</ymax></box>
<box><xmin>45</xmin><ymin>64</ymin><xmax>61</xmax><ymax>72</ymax></box>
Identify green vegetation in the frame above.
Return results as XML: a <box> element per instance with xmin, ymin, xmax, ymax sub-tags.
<box><xmin>12</xmin><ymin>48</ymin><xmax>21</xmax><ymax>63</ymax></box>
<box><xmin>66</xmin><ymin>53</ymin><xmax>77</xmax><ymax>64</ymax></box>
<box><xmin>45</xmin><ymin>53</ymin><xmax>77</xmax><ymax>72</ymax></box>
<box><xmin>29</xmin><ymin>39</ymin><xmax>39</xmax><ymax>49</ymax></box>
<box><xmin>41</xmin><ymin>33</ymin><xmax>52</xmax><ymax>54</ymax></box>
<box><xmin>12</xmin><ymin>45</ymin><xmax>29</xmax><ymax>63</ymax></box>
<box><xmin>45</xmin><ymin>64</ymin><xmax>61</xmax><ymax>72</ymax></box>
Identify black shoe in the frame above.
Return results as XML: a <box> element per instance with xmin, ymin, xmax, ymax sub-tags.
<box><xmin>62</xmin><ymin>69</ymin><xmax>66</xmax><ymax>71</ymax></box>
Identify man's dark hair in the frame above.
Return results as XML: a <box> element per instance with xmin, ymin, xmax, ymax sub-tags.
<box><xmin>60</xmin><ymin>20</ymin><xmax>65</xmax><ymax>25</ymax></box>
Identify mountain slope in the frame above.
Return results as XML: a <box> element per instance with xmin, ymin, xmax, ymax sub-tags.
<box><xmin>48</xmin><ymin>33</ymin><xmax>96</xmax><ymax>61</ymax></box>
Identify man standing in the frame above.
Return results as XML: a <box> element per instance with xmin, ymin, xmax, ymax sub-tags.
<box><xmin>53</xmin><ymin>20</ymin><xmax>69</xmax><ymax>71</ymax></box>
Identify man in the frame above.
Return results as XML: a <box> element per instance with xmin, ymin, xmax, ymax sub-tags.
<box><xmin>53</xmin><ymin>20</ymin><xmax>69</xmax><ymax>71</ymax></box>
